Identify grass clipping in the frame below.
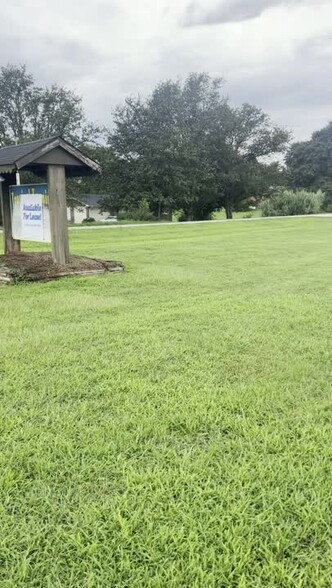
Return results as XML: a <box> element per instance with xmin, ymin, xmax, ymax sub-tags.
<box><xmin>0</xmin><ymin>252</ymin><xmax>124</xmax><ymax>283</ymax></box>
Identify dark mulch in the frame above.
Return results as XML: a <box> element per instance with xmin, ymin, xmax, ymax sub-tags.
<box><xmin>0</xmin><ymin>252</ymin><xmax>124</xmax><ymax>284</ymax></box>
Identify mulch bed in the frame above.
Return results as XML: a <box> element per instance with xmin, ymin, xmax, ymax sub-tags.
<box><xmin>0</xmin><ymin>252</ymin><xmax>124</xmax><ymax>284</ymax></box>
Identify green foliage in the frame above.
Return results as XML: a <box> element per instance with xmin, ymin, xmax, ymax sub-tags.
<box><xmin>126</xmin><ymin>199</ymin><xmax>155</xmax><ymax>221</ymax></box>
<box><xmin>0</xmin><ymin>66</ymin><xmax>290</xmax><ymax>221</ymax></box>
<box><xmin>82</xmin><ymin>217</ymin><xmax>95</xmax><ymax>223</ymax></box>
<box><xmin>108</xmin><ymin>73</ymin><xmax>289</xmax><ymax>220</ymax></box>
<box><xmin>1</xmin><ymin>220</ymin><xmax>332</xmax><ymax>586</ymax></box>
<box><xmin>0</xmin><ymin>64</ymin><xmax>100</xmax><ymax>146</ymax></box>
<box><xmin>318</xmin><ymin>178</ymin><xmax>332</xmax><ymax>212</ymax></box>
<box><xmin>208</xmin><ymin>104</ymin><xmax>289</xmax><ymax>218</ymax></box>
<box><xmin>108</xmin><ymin>73</ymin><xmax>219</xmax><ymax>220</ymax></box>
<box><xmin>261</xmin><ymin>189</ymin><xmax>323</xmax><ymax>217</ymax></box>
<box><xmin>286</xmin><ymin>121</ymin><xmax>332</xmax><ymax>200</ymax></box>
<box><xmin>66</xmin><ymin>145</ymin><xmax>141</xmax><ymax>212</ymax></box>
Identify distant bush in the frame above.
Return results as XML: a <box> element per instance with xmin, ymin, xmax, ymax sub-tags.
<box><xmin>82</xmin><ymin>217</ymin><xmax>96</xmax><ymax>223</ymax></box>
<box><xmin>178</xmin><ymin>210</ymin><xmax>189</xmax><ymax>222</ymax></box>
<box><xmin>261</xmin><ymin>190</ymin><xmax>324</xmax><ymax>217</ymax></box>
<box><xmin>116</xmin><ymin>212</ymin><xmax>127</xmax><ymax>221</ymax></box>
<box><xmin>127</xmin><ymin>199</ymin><xmax>155</xmax><ymax>222</ymax></box>
<box><xmin>242</xmin><ymin>212</ymin><xmax>253</xmax><ymax>219</ymax></box>
<box><xmin>320</xmin><ymin>184</ymin><xmax>332</xmax><ymax>212</ymax></box>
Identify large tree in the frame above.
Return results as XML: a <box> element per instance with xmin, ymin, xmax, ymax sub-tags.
<box><xmin>0</xmin><ymin>64</ymin><xmax>100</xmax><ymax>146</ymax></box>
<box><xmin>109</xmin><ymin>74</ymin><xmax>222</xmax><ymax>220</ymax></box>
<box><xmin>108</xmin><ymin>73</ymin><xmax>289</xmax><ymax>220</ymax></box>
<box><xmin>286</xmin><ymin>121</ymin><xmax>332</xmax><ymax>208</ymax></box>
<box><xmin>208</xmin><ymin>102</ymin><xmax>289</xmax><ymax>218</ymax></box>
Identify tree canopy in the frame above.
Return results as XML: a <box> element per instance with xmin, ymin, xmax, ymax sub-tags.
<box><xmin>0</xmin><ymin>65</ymin><xmax>100</xmax><ymax>147</ymax></box>
<box><xmin>0</xmin><ymin>66</ymin><xmax>291</xmax><ymax>220</ymax></box>
<box><xmin>108</xmin><ymin>73</ymin><xmax>289</xmax><ymax>219</ymax></box>
<box><xmin>286</xmin><ymin>121</ymin><xmax>332</xmax><ymax>208</ymax></box>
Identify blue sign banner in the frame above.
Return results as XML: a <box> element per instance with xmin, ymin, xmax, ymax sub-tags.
<box><xmin>10</xmin><ymin>183</ymin><xmax>51</xmax><ymax>242</ymax></box>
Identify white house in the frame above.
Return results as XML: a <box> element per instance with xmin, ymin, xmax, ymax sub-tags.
<box><xmin>67</xmin><ymin>194</ymin><xmax>110</xmax><ymax>223</ymax></box>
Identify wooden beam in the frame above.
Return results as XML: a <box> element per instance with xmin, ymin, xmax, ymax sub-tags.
<box><xmin>0</xmin><ymin>174</ymin><xmax>21</xmax><ymax>254</ymax></box>
<box><xmin>47</xmin><ymin>165</ymin><xmax>70</xmax><ymax>264</ymax></box>
<box><xmin>58</xmin><ymin>138</ymin><xmax>101</xmax><ymax>173</ymax></box>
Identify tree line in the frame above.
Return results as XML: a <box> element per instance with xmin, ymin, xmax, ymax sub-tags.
<box><xmin>0</xmin><ymin>64</ymin><xmax>330</xmax><ymax>220</ymax></box>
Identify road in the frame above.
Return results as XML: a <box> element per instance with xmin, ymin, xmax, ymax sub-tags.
<box><xmin>0</xmin><ymin>214</ymin><xmax>331</xmax><ymax>235</ymax></box>
<box><xmin>68</xmin><ymin>214</ymin><xmax>332</xmax><ymax>230</ymax></box>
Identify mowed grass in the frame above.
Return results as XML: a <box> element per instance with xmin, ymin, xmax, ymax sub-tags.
<box><xmin>1</xmin><ymin>218</ymin><xmax>332</xmax><ymax>587</ymax></box>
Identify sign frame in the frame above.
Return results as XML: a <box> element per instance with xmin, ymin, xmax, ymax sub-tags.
<box><xmin>10</xmin><ymin>183</ymin><xmax>51</xmax><ymax>243</ymax></box>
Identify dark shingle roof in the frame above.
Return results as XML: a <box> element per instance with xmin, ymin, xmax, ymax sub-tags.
<box><xmin>69</xmin><ymin>194</ymin><xmax>108</xmax><ymax>208</ymax></box>
<box><xmin>0</xmin><ymin>136</ymin><xmax>101</xmax><ymax>176</ymax></box>
<box><xmin>0</xmin><ymin>137</ymin><xmax>53</xmax><ymax>167</ymax></box>
<box><xmin>80</xmin><ymin>194</ymin><xmax>105</xmax><ymax>207</ymax></box>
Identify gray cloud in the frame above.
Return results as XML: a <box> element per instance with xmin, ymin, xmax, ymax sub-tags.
<box><xmin>0</xmin><ymin>0</ymin><xmax>331</xmax><ymax>141</ymax></box>
<box><xmin>183</xmin><ymin>0</ymin><xmax>305</xmax><ymax>26</ymax></box>
<box><xmin>224</xmin><ymin>34</ymin><xmax>332</xmax><ymax>140</ymax></box>
<box><xmin>230</xmin><ymin>34</ymin><xmax>332</xmax><ymax>109</ymax></box>
<box><xmin>155</xmin><ymin>27</ymin><xmax>332</xmax><ymax>140</ymax></box>
<box><xmin>0</xmin><ymin>30</ymin><xmax>108</xmax><ymax>89</ymax></box>
<box><xmin>0</xmin><ymin>0</ymin><xmax>122</xmax><ymax>94</ymax></box>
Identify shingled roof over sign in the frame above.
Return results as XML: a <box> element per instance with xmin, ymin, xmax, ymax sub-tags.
<box><xmin>0</xmin><ymin>136</ymin><xmax>101</xmax><ymax>176</ymax></box>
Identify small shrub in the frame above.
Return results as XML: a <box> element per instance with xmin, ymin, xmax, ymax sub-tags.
<box><xmin>116</xmin><ymin>212</ymin><xmax>128</xmax><ymax>221</ymax></box>
<box><xmin>172</xmin><ymin>210</ymin><xmax>183</xmax><ymax>222</ymax></box>
<box><xmin>261</xmin><ymin>190</ymin><xmax>324</xmax><ymax>217</ymax></box>
<box><xmin>242</xmin><ymin>212</ymin><xmax>253</xmax><ymax>219</ymax></box>
<box><xmin>82</xmin><ymin>217</ymin><xmax>96</xmax><ymax>223</ymax></box>
<box><xmin>321</xmin><ymin>189</ymin><xmax>332</xmax><ymax>212</ymax></box>
<box><xmin>178</xmin><ymin>210</ymin><xmax>188</xmax><ymax>222</ymax></box>
<box><xmin>127</xmin><ymin>199</ymin><xmax>154</xmax><ymax>222</ymax></box>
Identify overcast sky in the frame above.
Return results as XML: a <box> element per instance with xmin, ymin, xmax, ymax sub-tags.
<box><xmin>1</xmin><ymin>0</ymin><xmax>332</xmax><ymax>141</ymax></box>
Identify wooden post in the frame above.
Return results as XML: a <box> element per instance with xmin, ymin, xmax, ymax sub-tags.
<box><xmin>0</xmin><ymin>174</ymin><xmax>21</xmax><ymax>254</ymax></box>
<box><xmin>47</xmin><ymin>165</ymin><xmax>69</xmax><ymax>264</ymax></box>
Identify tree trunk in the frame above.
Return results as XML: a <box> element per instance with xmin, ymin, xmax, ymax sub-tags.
<box><xmin>188</xmin><ymin>203</ymin><xmax>194</xmax><ymax>222</ymax></box>
<box><xmin>225</xmin><ymin>203</ymin><xmax>233</xmax><ymax>219</ymax></box>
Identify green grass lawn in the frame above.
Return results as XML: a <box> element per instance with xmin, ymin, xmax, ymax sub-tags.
<box><xmin>1</xmin><ymin>218</ymin><xmax>332</xmax><ymax>587</ymax></box>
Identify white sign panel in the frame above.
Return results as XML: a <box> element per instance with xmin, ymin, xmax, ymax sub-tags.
<box><xmin>11</xmin><ymin>184</ymin><xmax>51</xmax><ymax>243</ymax></box>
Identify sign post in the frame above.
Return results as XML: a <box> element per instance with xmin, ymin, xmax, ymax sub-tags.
<box><xmin>0</xmin><ymin>136</ymin><xmax>101</xmax><ymax>265</ymax></box>
<box><xmin>0</xmin><ymin>174</ymin><xmax>21</xmax><ymax>254</ymax></box>
<box><xmin>47</xmin><ymin>165</ymin><xmax>69</xmax><ymax>265</ymax></box>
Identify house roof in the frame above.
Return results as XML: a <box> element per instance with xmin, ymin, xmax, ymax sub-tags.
<box><xmin>0</xmin><ymin>137</ymin><xmax>51</xmax><ymax>168</ymax></box>
<box><xmin>69</xmin><ymin>194</ymin><xmax>107</xmax><ymax>208</ymax></box>
<box><xmin>80</xmin><ymin>194</ymin><xmax>106</xmax><ymax>207</ymax></box>
<box><xmin>0</xmin><ymin>136</ymin><xmax>101</xmax><ymax>177</ymax></box>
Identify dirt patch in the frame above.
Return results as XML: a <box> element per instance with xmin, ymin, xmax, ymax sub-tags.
<box><xmin>0</xmin><ymin>252</ymin><xmax>124</xmax><ymax>284</ymax></box>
